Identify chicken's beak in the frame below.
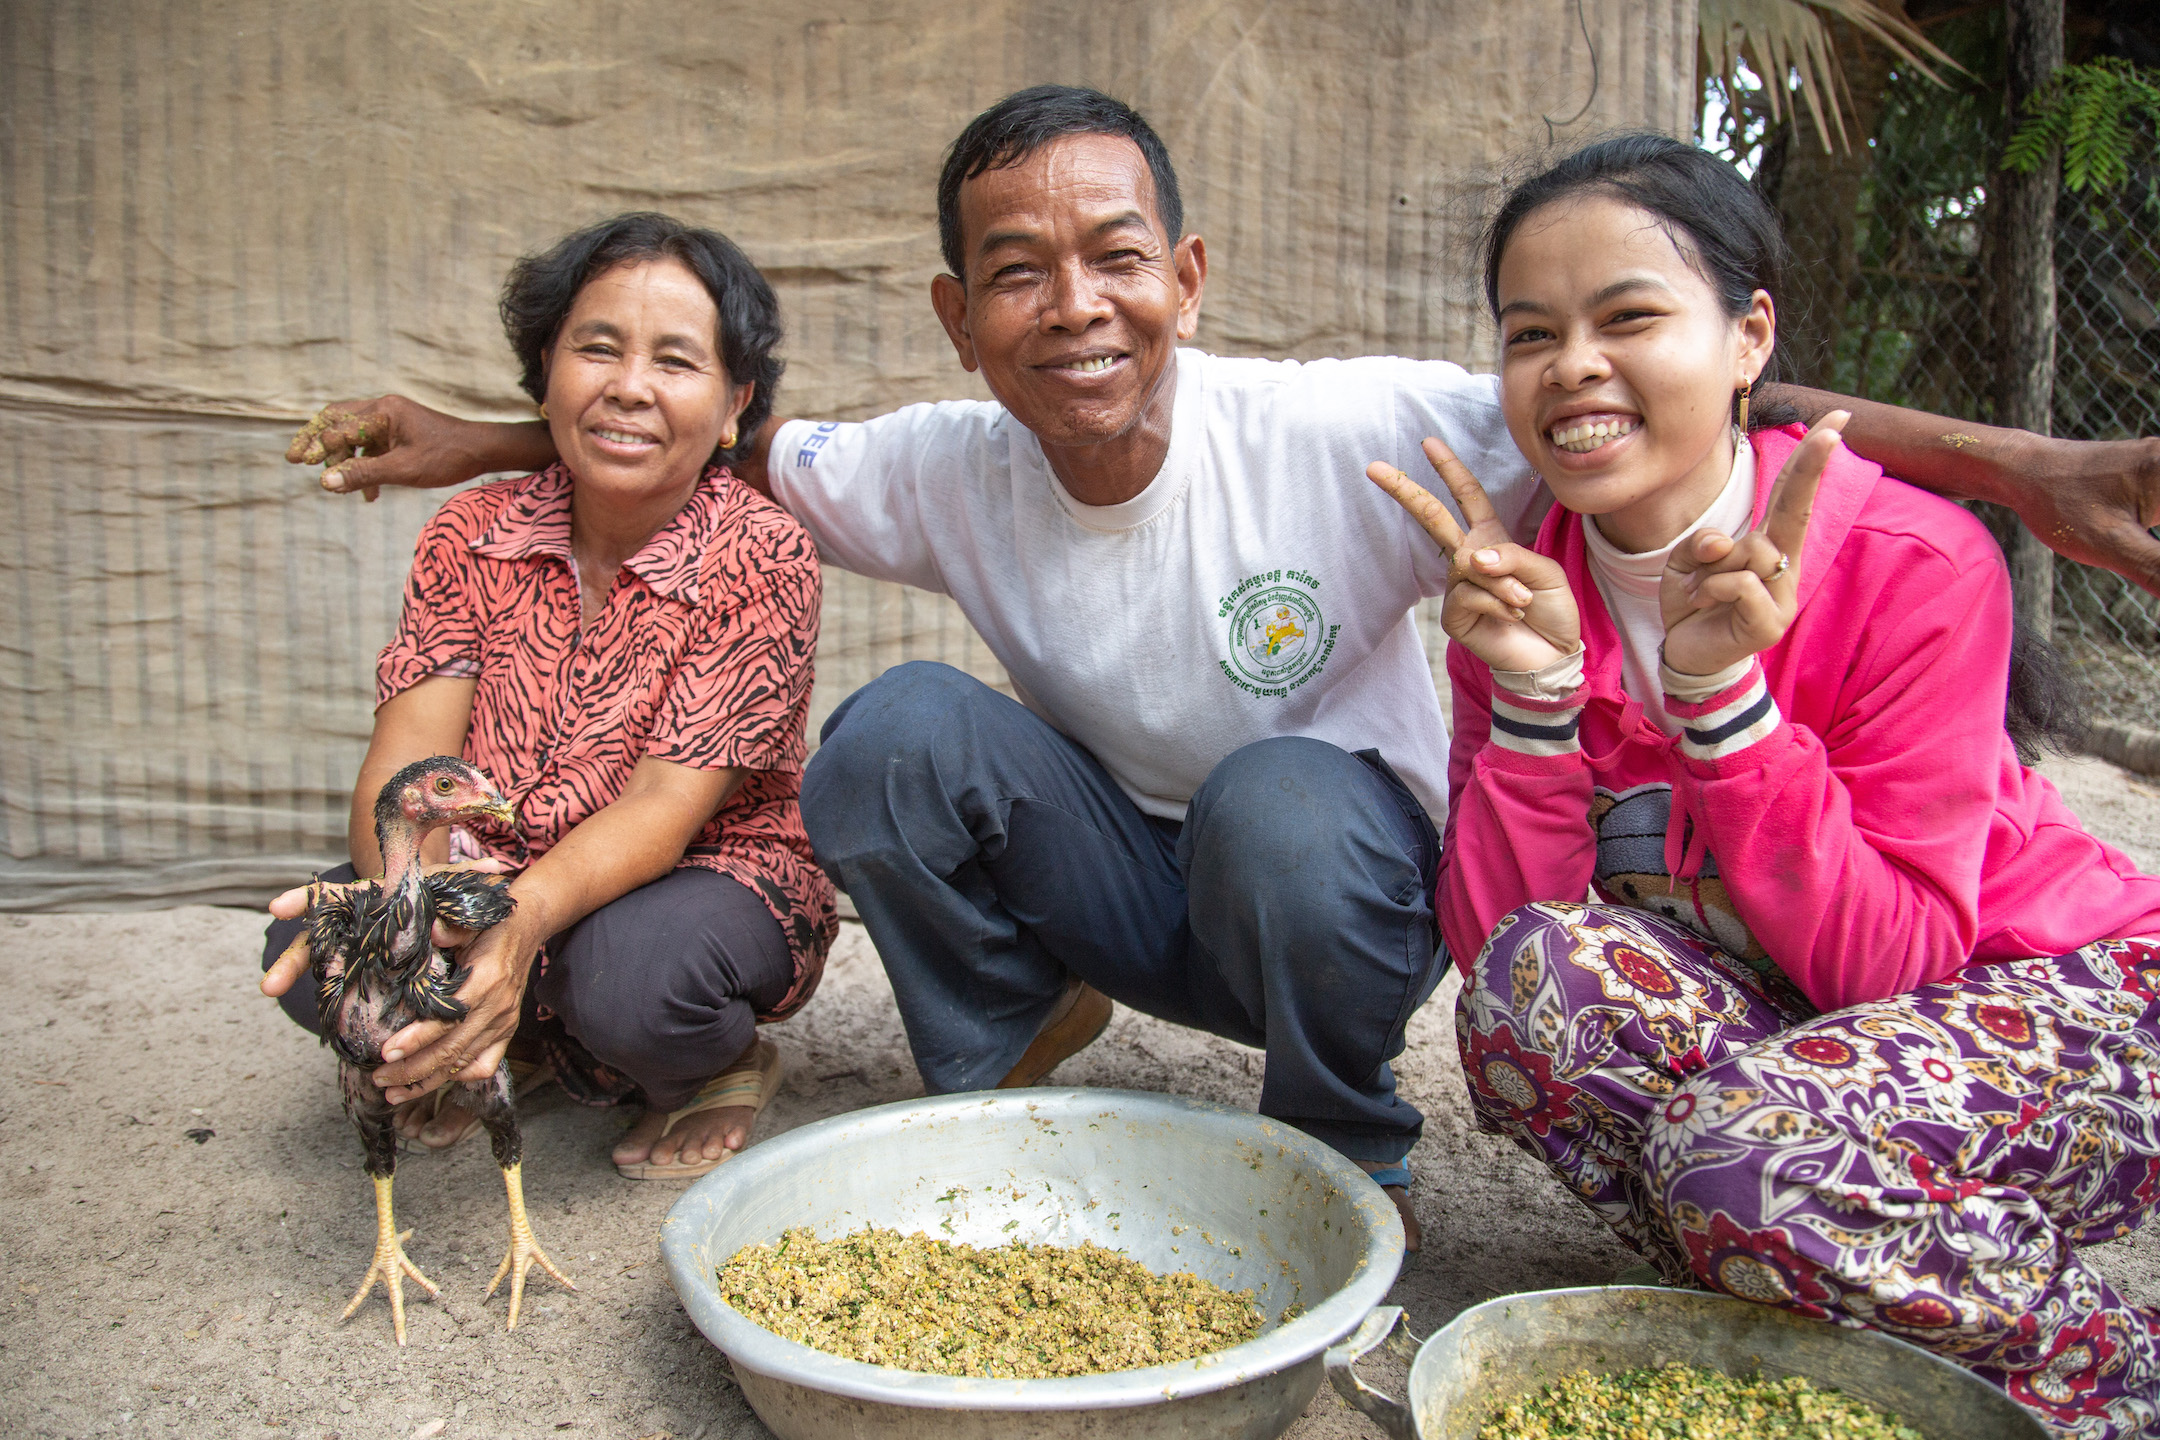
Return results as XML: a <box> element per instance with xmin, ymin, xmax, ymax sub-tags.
<box><xmin>480</xmin><ymin>796</ymin><xmax>517</xmax><ymax>826</ymax></box>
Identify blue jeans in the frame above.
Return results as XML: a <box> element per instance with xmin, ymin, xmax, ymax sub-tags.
<box><xmin>801</xmin><ymin>662</ymin><xmax>1445</xmax><ymax>1163</ymax></box>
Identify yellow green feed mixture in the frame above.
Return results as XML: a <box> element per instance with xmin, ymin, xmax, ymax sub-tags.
<box><xmin>1477</xmin><ymin>1362</ymin><xmax>1922</xmax><ymax>1440</ymax></box>
<box><xmin>716</xmin><ymin>1225</ymin><xmax>1264</xmax><ymax>1378</ymax></box>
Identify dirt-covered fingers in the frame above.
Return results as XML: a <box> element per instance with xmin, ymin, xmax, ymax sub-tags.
<box><xmin>283</xmin><ymin>406</ymin><xmax>342</xmax><ymax>465</ymax></box>
<box><xmin>290</xmin><ymin>396</ymin><xmax>427</xmax><ymax>501</ymax></box>
<box><xmin>285</xmin><ymin>403</ymin><xmax>376</xmax><ymax>467</ymax></box>
<box><xmin>1367</xmin><ymin>460</ymin><xmax>1466</xmax><ymax>553</ymax></box>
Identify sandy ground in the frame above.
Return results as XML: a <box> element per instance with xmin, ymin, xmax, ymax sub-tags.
<box><xmin>4</xmin><ymin>752</ymin><xmax>2158</xmax><ymax>1440</ymax></box>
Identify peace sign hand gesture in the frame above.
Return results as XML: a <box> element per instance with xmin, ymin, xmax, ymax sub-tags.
<box><xmin>1660</xmin><ymin>412</ymin><xmax>1848</xmax><ymax>677</ymax></box>
<box><xmin>1369</xmin><ymin>437</ymin><xmax>1581</xmax><ymax>675</ymax></box>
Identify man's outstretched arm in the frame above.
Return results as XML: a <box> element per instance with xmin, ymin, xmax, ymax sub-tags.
<box><xmin>1763</xmin><ymin>382</ymin><xmax>2160</xmax><ymax>596</ymax></box>
<box><xmin>295</xmin><ymin>389</ymin><xmax>2160</xmax><ymax>598</ymax></box>
<box><xmin>287</xmin><ymin>398</ymin><xmax>788</xmax><ymax>502</ymax></box>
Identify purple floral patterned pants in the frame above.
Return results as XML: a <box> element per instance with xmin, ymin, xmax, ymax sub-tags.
<box><xmin>1457</xmin><ymin>900</ymin><xmax>2160</xmax><ymax>1439</ymax></box>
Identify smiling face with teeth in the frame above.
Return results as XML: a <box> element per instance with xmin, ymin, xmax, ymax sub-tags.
<box><xmin>1494</xmin><ymin>194</ymin><xmax>1776</xmax><ymax>554</ymax></box>
<box><xmin>542</xmin><ymin>256</ymin><xmax>752</xmax><ymax>526</ymax></box>
<box><xmin>929</xmin><ymin>134</ymin><xmax>1208</xmax><ymax>507</ymax></box>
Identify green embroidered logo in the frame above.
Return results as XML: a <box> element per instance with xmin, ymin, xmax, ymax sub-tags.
<box><xmin>1217</xmin><ymin>569</ymin><xmax>1339</xmax><ymax>698</ymax></box>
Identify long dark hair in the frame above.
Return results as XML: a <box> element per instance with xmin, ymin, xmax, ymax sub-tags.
<box><xmin>499</xmin><ymin>211</ymin><xmax>782</xmax><ymax>469</ymax></box>
<box><xmin>1483</xmin><ymin>133</ymin><xmax>2083</xmax><ymax>759</ymax></box>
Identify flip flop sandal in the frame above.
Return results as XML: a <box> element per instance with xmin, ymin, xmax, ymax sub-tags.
<box><xmin>615</xmin><ymin>1037</ymin><xmax>785</xmax><ymax>1181</ymax></box>
<box><xmin>407</xmin><ymin>1058</ymin><xmax>554</xmax><ymax>1151</ymax></box>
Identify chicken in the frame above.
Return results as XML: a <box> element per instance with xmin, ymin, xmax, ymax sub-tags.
<box><xmin>284</xmin><ymin>755</ymin><xmax>575</xmax><ymax>1344</ymax></box>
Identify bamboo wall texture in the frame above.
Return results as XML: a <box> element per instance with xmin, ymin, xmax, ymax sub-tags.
<box><xmin>0</xmin><ymin>0</ymin><xmax>1695</xmax><ymax>907</ymax></box>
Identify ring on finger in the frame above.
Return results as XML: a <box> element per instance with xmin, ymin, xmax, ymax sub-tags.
<box><xmin>1771</xmin><ymin>551</ymin><xmax>1791</xmax><ymax>576</ymax></box>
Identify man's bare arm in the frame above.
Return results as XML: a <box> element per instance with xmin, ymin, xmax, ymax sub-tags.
<box><xmin>1763</xmin><ymin>382</ymin><xmax>2160</xmax><ymax>597</ymax></box>
<box><xmin>288</xmin><ymin>400</ymin><xmax>787</xmax><ymax>502</ymax></box>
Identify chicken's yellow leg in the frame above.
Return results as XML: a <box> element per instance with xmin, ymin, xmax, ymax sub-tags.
<box><xmin>484</xmin><ymin>1162</ymin><xmax>576</xmax><ymax>1329</ymax></box>
<box><xmin>339</xmin><ymin>1173</ymin><xmax>439</xmax><ymax>1345</ymax></box>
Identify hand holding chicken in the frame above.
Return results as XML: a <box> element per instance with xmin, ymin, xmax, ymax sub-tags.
<box><xmin>268</xmin><ymin>756</ymin><xmax>575</xmax><ymax>1344</ymax></box>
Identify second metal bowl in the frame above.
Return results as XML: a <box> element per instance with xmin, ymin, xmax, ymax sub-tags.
<box><xmin>1327</xmin><ymin>1285</ymin><xmax>2050</xmax><ymax>1439</ymax></box>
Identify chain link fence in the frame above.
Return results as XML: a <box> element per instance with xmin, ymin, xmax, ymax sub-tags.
<box><xmin>2052</xmin><ymin>187</ymin><xmax>2160</xmax><ymax>732</ymax></box>
<box><xmin>1813</xmin><ymin>72</ymin><xmax>2160</xmax><ymax>739</ymax></box>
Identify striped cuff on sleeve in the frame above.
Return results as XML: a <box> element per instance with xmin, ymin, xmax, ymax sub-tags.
<box><xmin>1665</xmin><ymin>662</ymin><xmax>1780</xmax><ymax>762</ymax></box>
<box><xmin>1490</xmin><ymin>693</ymin><xmax>1585</xmax><ymax>758</ymax></box>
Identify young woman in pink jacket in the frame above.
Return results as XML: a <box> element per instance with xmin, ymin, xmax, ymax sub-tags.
<box><xmin>1369</xmin><ymin>134</ymin><xmax>2160</xmax><ymax>1439</ymax></box>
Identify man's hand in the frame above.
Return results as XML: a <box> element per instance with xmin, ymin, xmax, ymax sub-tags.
<box><xmin>285</xmin><ymin>397</ymin><xmax>554</xmax><ymax>501</ymax></box>
<box><xmin>2007</xmin><ymin>435</ymin><xmax>2160</xmax><ymax>597</ymax></box>
<box><xmin>1762</xmin><ymin>383</ymin><xmax>2160</xmax><ymax>597</ymax></box>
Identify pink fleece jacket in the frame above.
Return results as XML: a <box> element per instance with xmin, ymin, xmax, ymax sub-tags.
<box><xmin>1439</xmin><ymin>425</ymin><xmax>2160</xmax><ymax>1013</ymax></box>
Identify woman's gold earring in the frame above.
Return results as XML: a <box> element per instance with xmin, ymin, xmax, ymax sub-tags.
<box><xmin>721</xmin><ymin>427</ymin><xmax>738</xmax><ymax>450</ymax></box>
<box><xmin>538</xmin><ymin>402</ymin><xmax>549</xmax><ymax>421</ymax></box>
<box><xmin>1734</xmin><ymin>381</ymin><xmax>1751</xmax><ymax>433</ymax></box>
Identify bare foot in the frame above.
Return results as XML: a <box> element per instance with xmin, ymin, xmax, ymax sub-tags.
<box><xmin>390</xmin><ymin>1090</ymin><xmax>476</xmax><ymax>1150</ymax></box>
<box><xmin>1358</xmin><ymin>1160</ymin><xmax>1422</xmax><ymax>1253</ymax></box>
<box><xmin>610</xmin><ymin>1103</ymin><xmax>757</xmax><ymax>1170</ymax></box>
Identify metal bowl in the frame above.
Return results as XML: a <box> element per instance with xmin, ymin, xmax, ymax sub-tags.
<box><xmin>661</xmin><ymin>1088</ymin><xmax>1404</xmax><ymax>1440</ymax></box>
<box><xmin>1326</xmin><ymin>1286</ymin><xmax>2050</xmax><ymax>1439</ymax></box>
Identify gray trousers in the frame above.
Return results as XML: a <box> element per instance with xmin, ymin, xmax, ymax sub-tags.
<box><xmin>261</xmin><ymin>864</ymin><xmax>791</xmax><ymax>1111</ymax></box>
<box><xmin>801</xmin><ymin>661</ymin><xmax>1445</xmax><ymax>1163</ymax></box>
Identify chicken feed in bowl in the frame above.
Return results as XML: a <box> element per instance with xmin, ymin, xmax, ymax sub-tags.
<box><xmin>661</xmin><ymin>1089</ymin><xmax>1405</xmax><ymax>1440</ymax></box>
<box><xmin>717</xmin><ymin>1225</ymin><xmax>1264</xmax><ymax>1378</ymax></box>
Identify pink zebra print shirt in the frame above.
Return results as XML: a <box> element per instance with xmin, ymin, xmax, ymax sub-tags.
<box><xmin>377</xmin><ymin>463</ymin><xmax>836</xmax><ymax>1019</ymax></box>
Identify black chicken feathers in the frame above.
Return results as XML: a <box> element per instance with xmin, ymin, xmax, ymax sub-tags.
<box><xmin>310</xmin><ymin>868</ymin><xmax>514</xmax><ymax>1032</ymax></box>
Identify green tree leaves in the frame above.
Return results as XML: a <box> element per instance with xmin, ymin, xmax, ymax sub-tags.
<box><xmin>2004</xmin><ymin>57</ymin><xmax>2160</xmax><ymax>195</ymax></box>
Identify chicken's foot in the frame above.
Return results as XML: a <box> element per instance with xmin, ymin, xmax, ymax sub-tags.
<box><xmin>483</xmin><ymin>1161</ymin><xmax>576</xmax><ymax>1328</ymax></box>
<box><xmin>339</xmin><ymin>1173</ymin><xmax>439</xmax><ymax>1345</ymax></box>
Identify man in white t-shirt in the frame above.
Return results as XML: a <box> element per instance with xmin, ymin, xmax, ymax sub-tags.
<box><xmin>782</xmin><ymin>92</ymin><xmax>1528</xmax><ymax>1251</ymax></box>
<box><xmin>291</xmin><ymin>86</ymin><xmax>2160</xmax><ymax>1251</ymax></box>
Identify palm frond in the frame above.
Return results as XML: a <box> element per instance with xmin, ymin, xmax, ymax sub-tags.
<box><xmin>1700</xmin><ymin>0</ymin><xmax>1960</xmax><ymax>153</ymax></box>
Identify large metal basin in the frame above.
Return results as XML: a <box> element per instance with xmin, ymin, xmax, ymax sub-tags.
<box><xmin>662</xmin><ymin>1089</ymin><xmax>1404</xmax><ymax>1439</ymax></box>
<box><xmin>1326</xmin><ymin>1286</ymin><xmax>2049</xmax><ymax>1439</ymax></box>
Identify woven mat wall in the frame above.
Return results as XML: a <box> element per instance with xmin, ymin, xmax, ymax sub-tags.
<box><xmin>0</xmin><ymin>0</ymin><xmax>1692</xmax><ymax>908</ymax></box>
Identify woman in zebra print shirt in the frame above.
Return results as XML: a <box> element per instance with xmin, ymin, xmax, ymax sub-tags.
<box><xmin>263</xmin><ymin>213</ymin><xmax>834</xmax><ymax>1181</ymax></box>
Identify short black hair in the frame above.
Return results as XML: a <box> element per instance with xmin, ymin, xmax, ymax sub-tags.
<box><xmin>1482</xmin><ymin>133</ymin><xmax>1790</xmax><ymax>397</ymax></box>
<box><xmin>499</xmin><ymin>212</ymin><xmax>782</xmax><ymax>467</ymax></box>
<box><xmin>936</xmin><ymin>85</ymin><xmax>1184</xmax><ymax>280</ymax></box>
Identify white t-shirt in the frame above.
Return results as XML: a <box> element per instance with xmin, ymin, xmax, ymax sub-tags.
<box><xmin>1582</xmin><ymin>438</ymin><xmax>1757</xmax><ymax>734</ymax></box>
<box><xmin>768</xmin><ymin>349</ymin><xmax>1541</xmax><ymax>823</ymax></box>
